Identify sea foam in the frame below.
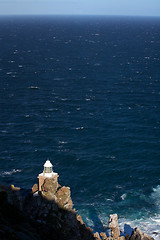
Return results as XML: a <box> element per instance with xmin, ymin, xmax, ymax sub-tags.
<box><xmin>118</xmin><ymin>186</ymin><xmax>160</xmax><ymax>239</ymax></box>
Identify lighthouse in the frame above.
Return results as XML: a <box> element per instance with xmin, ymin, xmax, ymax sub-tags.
<box><xmin>38</xmin><ymin>160</ymin><xmax>59</xmax><ymax>191</ymax></box>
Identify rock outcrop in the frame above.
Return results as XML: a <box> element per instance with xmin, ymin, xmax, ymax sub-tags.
<box><xmin>0</xmin><ymin>180</ymin><xmax>155</xmax><ymax>240</ymax></box>
<box><xmin>38</xmin><ymin>178</ymin><xmax>73</xmax><ymax>210</ymax></box>
<box><xmin>100</xmin><ymin>232</ymin><xmax>108</xmax><ymax>240</ymax></box>
<box><xmin>0</xmin><ymin>179</ymin><xmax>95</xmax><ymax>240</ymax></box>
<box><xmin>130</xmin><ymin>228</ymin><xmax>155</xmax><ymax>240</ymax></box>
<box><xmin>55</xmin><ymin>186</ymin><xmax>73</xmax><ymax>210</ymax></box>
<box><xmin>94</xmin><ymin>232</ymin><xmax>102</xmax><ymax>240</ymax></box>
<box><xmin>109</xmin><ymin>214</ymin><xmax>120</xmax><ymax>239</ymax></box>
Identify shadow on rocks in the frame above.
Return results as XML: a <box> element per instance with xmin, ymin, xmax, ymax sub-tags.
<box><xmin>0</xmin><ymin>183</ymin><xmax>95</xmax><ymax>240</ymax></box>
<box><xmin>88</xmin><ymin>206</ymin><xmax>109</xmax><ymax>237</ymax></box>
<box><xmin>124</xmin><ymin>224</ymin><xmax>133</xmax><ymax>238</ymax></box>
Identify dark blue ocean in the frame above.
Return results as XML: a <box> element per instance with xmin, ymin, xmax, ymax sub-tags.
<box><xmin>0</xmin><ymin>15</ymin><xmax>160</xmax><ymax>238</ymax></box>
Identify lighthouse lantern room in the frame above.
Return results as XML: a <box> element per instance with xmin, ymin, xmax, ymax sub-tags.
<box><xmin>43</xmin><ymin>160</ymin><xmax>53</xmax><ymax>176</ymax></box>
<box><xmin>38</xmin><ymin>160</ymin><xmax>58</xmax><ymax>191</ymax></box>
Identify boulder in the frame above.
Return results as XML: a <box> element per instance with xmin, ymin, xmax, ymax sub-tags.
<box><xmin>32</xmin><ymin>184</ymin><xmax>38</xmax><ymax>193</ymax></box>
<box><xmin>100</xmin><ymin>232</ymin><xmax>108</xmax><ymax>239</ymax></box>
<box><xmin>109</xmin><ymin>214</ymin><xmax>120</xmax><ymax>239</ymax></box>
<box><xmin>130</xmin><ymin>228</ymin><xmax>154</xmax><ymax>240</ymax></box>
<box><xmin>77</xmin><ymin>214</ymin><xmax>84</xmax><ymax>225</ymax></box>
<box><xmin>56</xmin><ymin>186</ymin><xmax>73</xmax><ymax>210</ymax></box>
<box><xmin>94</xmin><ymin>232</ymin><xmax>101</xmax><ymax>240</ymax></box>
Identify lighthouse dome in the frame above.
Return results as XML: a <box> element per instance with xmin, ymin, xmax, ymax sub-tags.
<box><xmin>44</xmin><ymin>160</ymin><xmax>52</xmax><ymax>168</ymax></box>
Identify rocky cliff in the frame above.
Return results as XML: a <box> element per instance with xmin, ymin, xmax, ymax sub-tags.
<box><xmin>0</xmin><ymin>179</ymin><xmax>154</xmax><ymax>240</ymax></box>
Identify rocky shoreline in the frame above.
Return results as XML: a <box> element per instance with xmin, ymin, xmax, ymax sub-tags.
<box><xmin>0</xmin><ymin>177</ymin><xmax>154</xmax><ymax>240</ymax></box>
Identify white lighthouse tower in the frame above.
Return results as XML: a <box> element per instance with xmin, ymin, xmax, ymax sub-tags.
<box><xmin>38</xmin><ymin>160</ymin><xmax>58</xmax><ymax>191</ymax></box>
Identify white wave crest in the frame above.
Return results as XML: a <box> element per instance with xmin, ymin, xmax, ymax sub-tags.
<box><xmin>121</xmin><ymin>193</ymin><xmax>127</xmax><ymax>200</ymax></box>
<box><xmin>0</xmin><ymin>169</ymin><xmax>22</xmax><ymax>177</ymax></box>
<box><xmin>58</xmin><ymin>141</ymin><xmax>67</xmax><ymax>144</ymax></box>
<box><xmin>118</xmin><ymin>186</ymin><xmax>160</xmax><ymax>240</ymax></box>
<box><xmin>118</xmin><ymin>216</ymin><xmax>160</xmax><ymax>240</ymax></box>
<box><xmin>75</xmin><ymin>127</ymin><xmax>84</xmax><ymax>130</ymax></box>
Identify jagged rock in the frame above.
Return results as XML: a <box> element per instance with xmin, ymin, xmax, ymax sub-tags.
<box><xmin>109</xmin><ymin>214</ymin><xmax>120</xmax><ymax>239</ymax></box>
<box><xmin>100</xmin><ymin>232</ymin><xmax>108</xmax><ymax>239</ymax></box>
<box><xmin>56</xmin><ymin>186</ymin><xmax>73</xmax><ymax>210</ymax></box>
<box><xmin>94</xmin><ymin>232</ymin><xmax>101</xmax><ymax>240</ymax></box>
<box><xmin>32</xmin><ymin>184</ymin><xmax>38</xmax><ymax>193</ymax></box>
<box><xmin>77</xmin><ymin>214</ymin><xmax>84</xmax><ymax>225</ymax></box>
<box><xmin>130</xmin><ymin>228</ymin><xmax>154</xmax><ymax>240</ymax></box>
<box><xmin>11</xmin><ymin>184</ymin><xmax>20</xmax><ymax>191</ymax></box>
<box><xmin>41</xmin><ymin>178</ymin><xmax>58</xmax><ymax>195</ymax></box>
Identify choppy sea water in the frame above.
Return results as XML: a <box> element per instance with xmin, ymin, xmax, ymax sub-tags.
<box><xmin>0</xmin><ymin>15</ymin><xmax>160</xmax><ymax>238</ymax></box>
